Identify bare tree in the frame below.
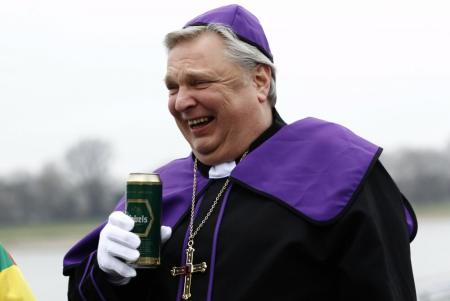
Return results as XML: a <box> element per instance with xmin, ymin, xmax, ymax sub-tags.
<box><xmin>0</xmin><ymin>171</ymin><xmax>34</xmax><ymax>224</ymax></box>
<box><xmin>0</xmin><ymin>138</ymin><xmax>121</xmax><ymax>225</ymax></box>
<box><xmin>65</xmin><ymin>138</ymin><xmax>117</xmax><ymax>217</ymax></box>
<box><xmin>382</xmin><ymin>144</ymin><xmax>450</xmax><ymax>204</ymax></box>
<box><xmin>32</xmin><ymin>163</ymin><xmax>76</xmax><ymax>220</ymax></box>
<box><xmin>65</xmin><ymin>139</ymin><xmax>112</xmax><ymax>182</ymax></box>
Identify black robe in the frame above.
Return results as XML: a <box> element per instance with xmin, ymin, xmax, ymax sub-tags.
<box><xmin>65</xmin><ymin>112</ymin><xmax>417</xmax><ymax>301</ymax></box>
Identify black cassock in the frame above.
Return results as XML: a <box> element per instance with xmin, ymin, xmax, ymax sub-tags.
<box><xmin>65</xmin><ymin>113</ymin><xmax>417</xmax><ymax>301</ymax></box>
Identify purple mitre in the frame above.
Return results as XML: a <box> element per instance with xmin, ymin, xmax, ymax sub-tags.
<box><xmin>184</xmin><ymin>4</ymin><xmax>273</xmax><ymax>62</ymax></box>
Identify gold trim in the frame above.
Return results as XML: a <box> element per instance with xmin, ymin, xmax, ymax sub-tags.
<box><xmin>136</xmin><ymin>257</ymin><xmax>160</xmax><ymax>265</ymax></box>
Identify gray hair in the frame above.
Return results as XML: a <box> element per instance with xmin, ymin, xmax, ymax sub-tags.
<box><xmin>164</xmin><ymin>24</ymin><xmax>277</xmax><ymax>107</ymax></box>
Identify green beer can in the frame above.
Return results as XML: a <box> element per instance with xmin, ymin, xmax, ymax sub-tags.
<box><xmin>126</xmin><ymin>173</ymin><xmax>162</xmax><ymax>268</ymax></box>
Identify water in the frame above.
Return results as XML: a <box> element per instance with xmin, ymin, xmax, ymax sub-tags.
<box><xmin>7</xmin><ymin>218</ymin><xmax>450</xmax><ymax>300</ymax></box>
<box><xmin>412</xmin><ymin>218</ymin><xmax>450</xmax><ymax>300</ymax></box>
<box><xmin>8</xmin><ymin>240</ymin><xmax>72</xmax><ymax>301</ymax></box>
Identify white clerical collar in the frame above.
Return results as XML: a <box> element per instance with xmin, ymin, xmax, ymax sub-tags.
<box><xmin>208</xmin><ymin>161</ymin><xmax>236</xmax><ymax>179</ymax></box>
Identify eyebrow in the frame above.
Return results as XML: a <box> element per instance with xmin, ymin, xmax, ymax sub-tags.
<box><xmin>164</xmin><ymin>75</ymin><xmax>176</xmax><ymax>89</ymax></box>
<box><xmin>164</xmin><ymin>71</ymin><xmax>215</xmax><ymax>88</ymax></box>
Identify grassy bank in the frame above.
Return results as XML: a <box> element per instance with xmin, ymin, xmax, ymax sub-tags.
<box><xmin>0</xmin><ymin>220</ymin><xmax>102</xmax><ymax>246</ymax></box>
<box><xmin>1</xmin><ymin>202</ymin><xmax>449</xmax><ymax>246</ymax></box>
<box><xmin>413</xmin><ymin>202</ymin><xmax>450</xmax><ymax>220</ymax></box>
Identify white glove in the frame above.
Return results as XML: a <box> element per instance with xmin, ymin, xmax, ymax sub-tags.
<box><xmin>97</xmin><ymin>211</ymin><xmax>172</xmax><ymax>285</ymax></box>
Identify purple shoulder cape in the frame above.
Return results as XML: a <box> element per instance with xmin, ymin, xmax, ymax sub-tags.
<box><xmin>63</xmin><ymin>117</ymin><xmax>417</xmax><ymax>271</ymax></box>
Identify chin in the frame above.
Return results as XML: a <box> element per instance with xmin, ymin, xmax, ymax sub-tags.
<box><xmin>191</xmin><ymin>142</ymin><xmax>216</xmax><ymax>158</ymax></box>
<box><xmin>190</xmin><ymin>140</ymin><xmax>232</xmax><ymax>165</ymax></box>
<box><xmin>192</xmin><ymin>151</ymin><xmax>221</xmax><ymax>166</ymax></box>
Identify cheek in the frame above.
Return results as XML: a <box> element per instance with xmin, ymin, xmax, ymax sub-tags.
<box><xmin>168</xmin><ymin>97</ymin><xmax>177</xmax><ymax>117</ymax></box>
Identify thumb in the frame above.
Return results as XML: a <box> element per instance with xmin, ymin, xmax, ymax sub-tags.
<box><xmin>161</xmin><ymin>226</ymin><xmax>172</xmax><ymax>244</ymax></box>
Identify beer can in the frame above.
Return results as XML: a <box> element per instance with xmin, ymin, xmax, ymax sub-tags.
<box><xmin>126</xmin><ymin>173</ymin><xmax>162</xmax><ymax>268</ymax></box>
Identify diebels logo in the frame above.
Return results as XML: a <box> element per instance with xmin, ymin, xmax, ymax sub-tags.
<box><xmin>132</xmin><ymin>215</ymin><xmax>149</xmax><ymax>224</ymax></box>
<box><xmin>127</xmin><ymin>199</ymin><xmax>154</xmax><ymax>236</ymax></box>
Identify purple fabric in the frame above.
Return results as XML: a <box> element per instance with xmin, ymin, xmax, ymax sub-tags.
<box><xmin>78</xmin><ymin>252</ymin><xmax>94</xmax><ymax>301</ymax></box>
<box><xmin>63</xmin><ymin>117</ymin><xmax>417</xmax><ymax>271</ymax></box>
<box><xmin>176</xmin><ymin>187</ymin><xmax>207</xmax><ymax>301</ymax></box>
<box><xmin>63</xmin><ymin>157</ymin><xmax>208</xmax><ymax>269</ymax></box>
<box><xmin>207</xmin><ymin>185</ymin><xmax>233</xmax><ymax>301</ymax></box>
<box><xmin>64</xmin><ymin>222</ymin><xmax>105</xmax><ymax>269</ymax></box>
<box><xmin>155</xmin><ymin>157</ymin><xmax>209</xmax><ymax>228</ymax></box>
<box><xmin>175</xmin><ymin>216</ymin><xmax>191</xmax><ymax>301</ymax></box>
<box><xmin>184</xmin><ymin>4</ymin><xmax>273</xmax><ymax>61</ymax></box>
<box><xmin>89</xmin><ymin>264</ymin><xmax>106</xmax><ymax>301</ymax></box>
<box><xmin>404</xmin><ymin>206</ymin><xmax>415</xmax><ymax>236</ymax></box>
<box><xmin>63</xmin><ymin>198</ymin><xmax>125</xmax><ymax>269</ymax></box>
<box><xmin>231</xmin><ymin>117</ymin><xmax>415</xmax><ymax>235</ymax></box>
<box><xmin>232</xmin><ymin>117</ymin><xmax>380</xmax><ymax>222</ymax></box>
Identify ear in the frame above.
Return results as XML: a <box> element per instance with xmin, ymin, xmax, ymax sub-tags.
<box><xmin>252</xmin><ymin>64</ymin><xmax>272</xmax><ymax>103</ymax></box>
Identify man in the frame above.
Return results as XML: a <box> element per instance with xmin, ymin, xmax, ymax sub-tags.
<box><xmin>64</xmin><ymin>4</ymin><xmax>418</xmax><ymax>300</ymax></box>
<box><xmin>0</xmin><ymin>244</ymin><xmax>36</xmax><ymax>300</ymax></box>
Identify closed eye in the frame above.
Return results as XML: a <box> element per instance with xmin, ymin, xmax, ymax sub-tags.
<box><xmin>166</xmin><ymin>84</ymin><xmax>179</xmax><ymax>95</ymax></box>
<box><xmin>191</xmin><ymin>80</ymin><xmax>215</xmax><ymax>89</ymax></box>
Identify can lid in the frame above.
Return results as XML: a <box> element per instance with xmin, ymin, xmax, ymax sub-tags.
<box><xmin>127</xmin><ymin>173</ymin><xmax>161</xmax><ymax>183</ymax></box>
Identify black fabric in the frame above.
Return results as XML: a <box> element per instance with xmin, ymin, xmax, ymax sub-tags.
<box><xmin>66</xmin><ymin>109</ymin><xmax>416</xmax><ymax>300</ymax></box>
<box><xmin>67</xmin><ymin>160</ymin><xmax>416</xmax><ymax>301</ymax></box>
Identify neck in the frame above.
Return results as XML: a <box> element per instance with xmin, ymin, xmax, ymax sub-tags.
<box><xmin>196</xmin><ymin>106</ymin><xmax>273</xmax><ymax>165</ymax></box>
<box><xmin>195</xmin><ymin>108</ymin><xmax>286</xmax><ymax>177</ymax></box>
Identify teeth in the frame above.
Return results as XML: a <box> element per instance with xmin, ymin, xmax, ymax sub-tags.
<box><xmin>188</xmin><ymin>117</ymin><xmax>210</xmax><ymax>126</ymax></box>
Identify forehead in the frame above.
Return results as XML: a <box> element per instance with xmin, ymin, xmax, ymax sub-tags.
<box><xmin>168</xmin><ymin>31</ymin><xmax>226</xmax><ymax>61</ymax></box>
<box><xmin>165</xmin><ymin>32</ymin><xmax>234</xmax><ymax>79</ymax></box>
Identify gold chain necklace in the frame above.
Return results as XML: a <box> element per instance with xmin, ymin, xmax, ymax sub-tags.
<box><xmin>171</xmin><ymin>152</ymin><xmax>248</xmax><ymax>300</ymax></box>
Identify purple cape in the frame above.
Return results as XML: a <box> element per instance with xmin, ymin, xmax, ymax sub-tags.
<box><xmin>63</xmin><ymin>117</ymin><xmax>416</xmax><ymax>271</ymax></box>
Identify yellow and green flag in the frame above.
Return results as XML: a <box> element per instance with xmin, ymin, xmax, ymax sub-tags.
<box><xmin>0</xmin><ymin>244</ymin><xmax>36</xmax><ymax>301</ymax></box>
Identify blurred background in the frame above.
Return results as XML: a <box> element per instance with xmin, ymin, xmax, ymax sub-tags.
<box><xmin>1</xmin><ymin>0</ymin><xmax>449</xmax><ymax>299</ymax></box>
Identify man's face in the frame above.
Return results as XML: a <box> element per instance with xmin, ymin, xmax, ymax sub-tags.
<box><xmin>165</xmin><ymin>32</ymin><xmax>271</xmax><ymax>165</ymax></box>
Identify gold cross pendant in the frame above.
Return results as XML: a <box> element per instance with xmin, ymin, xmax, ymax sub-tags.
<box><xmin>171</xmin><ymin>245</ymin><xmax>207</xmax><ymax>300</ymax></box>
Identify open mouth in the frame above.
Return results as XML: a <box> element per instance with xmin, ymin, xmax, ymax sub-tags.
<box><xmin>188</xmin><ymin>116</ymin><xmax>214</xmax><ymax>129</ymax></box>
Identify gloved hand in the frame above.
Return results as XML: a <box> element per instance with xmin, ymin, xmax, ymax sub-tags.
<box><xmin>97</xmin><ymin>211</ymin><xmax>172</xmax><ymax>285</ymax></box>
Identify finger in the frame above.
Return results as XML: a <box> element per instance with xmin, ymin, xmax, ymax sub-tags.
<box><xmin>109</xmin><ymin>211</ymin><xmax>134</xmax><ymax>231</ymax></box>
<box><xmin>103</xmin><ymin>256</ymin><xmax>137</xmax><ymax>278</ymax></box>
<box><xmin>161</xmin><ymin>226</ymin><xmax>172</xmax><ymax>244</ymax></box>
<box><xmin>106</xmin><ymin>241</ymin><xmax>140</xmax><ymax>263</ymax></box>
<box><xmin>106</xmin><ymin>225</ymin><xmax>141</xmax><ymax>249</ymax></box>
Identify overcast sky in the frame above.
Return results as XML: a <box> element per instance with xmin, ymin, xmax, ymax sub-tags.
<box><xmin>1</xmin><ymin>0</ymin><xmax>449</xmax><ymax>180</ymax></box>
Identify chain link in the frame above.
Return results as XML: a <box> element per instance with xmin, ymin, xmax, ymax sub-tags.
<box><xmin>188</xmin><ymin>151</ymin><xmax>248</xmax><ymax>244</ymax></box>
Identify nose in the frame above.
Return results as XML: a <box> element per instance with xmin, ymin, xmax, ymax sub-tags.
<box><xmin>174</xmin><ymin>86</ymin><xmax>196</xmax><ymax>112</ymax></box>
